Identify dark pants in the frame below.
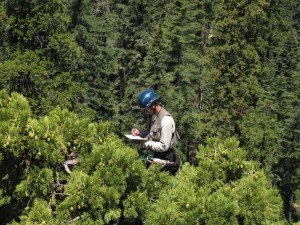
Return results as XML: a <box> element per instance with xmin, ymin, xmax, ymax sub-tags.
<box><xmin>154</xmin><ymin>150</ymin><xmax>181</xmax><ymax>175</ymax></box>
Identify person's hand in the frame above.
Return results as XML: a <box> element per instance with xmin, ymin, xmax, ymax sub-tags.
<box><xmin>131</xmin><ymin>128</ymin><xmax>140</xmax><ymax>136</ymax></box>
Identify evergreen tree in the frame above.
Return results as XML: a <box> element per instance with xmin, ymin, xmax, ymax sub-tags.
<box><xmin>0</xmin><ymin>90</ymin><xmax>286</xmax><ymax>224</ymax></box>
<box><xmin>68</xmin><ymin>0</ymin><xmax>121</xmax><ymax>122</ymax></box>
<box><xmin>142</xmin><ymin>0</ymin><xmax>211</xmax><ymax>161</ymax></box>
<box><xmin>119</xmin><ymin>0</ymin><xmax>214</xmax><ymax>162</ymax></box>
<box><xmin>0</xmin><ymin>89</ymin><xmax>104</xmax><ymax>223</ymax></box>
<box><xmin>0</xmin><ymin>0</ymin><xmax>89</xmax><ymax>116</ymax></box>
<box><xmin>264</xmin><ymin>0</ymin><xmax>300</xmax><ymax>220</ymax></box>
<box><xmin>0</xmin><ymin>90</ymin><xmax>168</xmax><ymax>224</ymax></box>
<box><xmin>145</xmin><ymin>138</ymin><xmax>284</xmax><ymax>225</ymax></box>
<box><xmin>0</xmin><ymin>90</ymin><xmax>33</xmax><ymax>223</ymax></box>
<box><xmin>68</xmin><ymin>0</ymin><xmax>148</xmax><ymax>130</ymax></box>
<box><xmin>1</xmin><ymin>0</ymin><xmax>300</xmax><ymax>223</ymax></box>
<box><xmin>194</xmin><ymin>0</ymin><xmax>280</xmax><ymax>165</ymax></box>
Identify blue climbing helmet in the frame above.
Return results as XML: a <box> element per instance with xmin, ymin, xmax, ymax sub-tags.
<box><xmin>138</xmin><ymin>90</ymin><xmax>159</xmax><ymax>108</ymax></box>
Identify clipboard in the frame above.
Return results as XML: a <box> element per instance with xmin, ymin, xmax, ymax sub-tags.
<box><xmin>125</xmin><ymin>134</ymin><xmax>148</xmax><ymax>141</ymax></box>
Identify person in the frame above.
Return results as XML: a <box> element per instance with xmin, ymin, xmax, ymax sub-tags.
<box><xmin>131</xmin><ymin>89</ymin><xmax>180</xmax><ymax>175</ymax></box>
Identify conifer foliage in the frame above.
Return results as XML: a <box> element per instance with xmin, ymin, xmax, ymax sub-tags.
<box><xmin>0</xmin><ymin>0</ymin><xmax>87</xmax><ymax>116</ymax></box>
<box><xmin>0</xmin><ymin>0</ymin><xmax>299</xmax><ymax>223</ymax></box>
<box><xmin>0</xmin><ymin>90</ymin><xmax>284</xmax><ymax>224</ymax></box>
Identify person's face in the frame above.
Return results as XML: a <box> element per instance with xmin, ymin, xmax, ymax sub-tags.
<box><xmin>143</xmin><ymin>106</ymin><xmax>155</xmax><ymax>115</ymax></box>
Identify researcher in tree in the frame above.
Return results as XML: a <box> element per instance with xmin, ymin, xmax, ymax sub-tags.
<box><xmin>131</xmin><ymin>89</ymin><xmax>180</xmax><ymax>174</ymax></box>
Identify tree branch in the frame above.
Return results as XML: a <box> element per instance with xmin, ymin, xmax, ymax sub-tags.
<box><xmin>64</xmin><ymin>215</ymin><xmax>83</xmax><ymax>224</ymax></box>
<box><xmin>63</xmin><ymin>158</ymin><xmax>79</xmax><ymax>174</ymax></box>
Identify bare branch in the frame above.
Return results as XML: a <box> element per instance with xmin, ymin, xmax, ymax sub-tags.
<box><xmin>54</xmin><ymin>192</ymin><xmax>70</xmax><ymax>196</ymax></box>
<box><xmin>63</xmin><ymin>158</ymin><xmax>79</xmax><ymax>174</ymax></box>
<box><xmin>64</xmin><ymin>215</ymin><xmax>83</xmax><ymax>224</ymax></box>
<box><xmin>64</xmin><ymin>158</ymin><xmax>79</xmax><ymax>165</ymax></box>
<box><xmin>63</xmin><ymin>163</ymin><xmax>72</xmax><ymax>174</ymax></box>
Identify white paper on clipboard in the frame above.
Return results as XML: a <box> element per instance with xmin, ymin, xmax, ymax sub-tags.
<box><xmin>125</xmin><ymin>134</ymin><xmax>148</xmax><ymax>141</ymax></box>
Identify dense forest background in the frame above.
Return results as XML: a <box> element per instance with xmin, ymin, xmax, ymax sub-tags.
<box><xmin>0</xmin><ymin>0</ymin><xmax>299</xmax><ymax>224</ymax></box>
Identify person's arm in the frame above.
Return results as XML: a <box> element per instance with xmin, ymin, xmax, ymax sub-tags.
<box><xmin>131</xmin><ymin>115</ymin><xmax>151</xmax><ymax>137</ymax></box>
<box><xmin>144</xmin><ymin>116</ymin><xmax>174</xmax><ymax>152</ymax></box>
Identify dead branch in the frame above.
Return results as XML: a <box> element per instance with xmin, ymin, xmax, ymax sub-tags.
<box><xmin>64</xmin><ymin>158</ymin><xmax>79</xmax><ymax>165</ymax></box>
<box><xmin>63</xmin><ymin>158</ymin><xmax>79</xmax><ymax>174</ymax></box>
<box><xmin>63</xmin><ymin>163</ymin><xmax>72</xmax><ymax>174</ymax></box>
<box><xmin>64</xmin><ymin>215</ymin><xmax>83</xmax><ymax>224</ymax></box>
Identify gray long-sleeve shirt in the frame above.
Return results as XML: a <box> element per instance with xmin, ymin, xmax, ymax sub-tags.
<box><xmin>144</xmin><ymin>115</ymin><xmax>175</xmax><ymax>152</ymax></box>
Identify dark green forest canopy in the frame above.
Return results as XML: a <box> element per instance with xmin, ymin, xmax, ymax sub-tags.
<box><xmin>0</xmin><ymin>0</ymin><xmax>299</xmax><ymax>224</ymax></box>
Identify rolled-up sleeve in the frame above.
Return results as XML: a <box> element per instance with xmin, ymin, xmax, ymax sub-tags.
<box><xmin>144</xmin><ymin>116</ymin><xmax>175</xmax><ymax>152</ymax></box>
